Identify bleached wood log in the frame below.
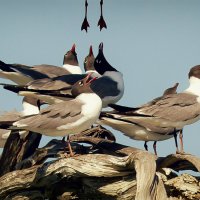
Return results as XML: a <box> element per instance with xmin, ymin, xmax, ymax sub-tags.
<box><xmin>0</xmin><ymin>137</ymin><xmax>161</xmax><ymax>200</ymax></box>
<box><xmin>0</xmin><ymin>126</ymin><xmax>199</xmax><ymax>200</ymax></box>
<box><xmin>0</xmin><ymin>131</ymin><xmax>41</xmax><ymax>176</ymax></box>
<box><xmin>157</xmin><ymin>153</ymin><xmax>200</xmax><ymax>172</ymax></box>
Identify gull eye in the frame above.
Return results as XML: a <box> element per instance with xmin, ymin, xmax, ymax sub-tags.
<box><xmin>79</xmin><ymin>81</ymin><xmax>83</xmax><ymax>86</ymax></box>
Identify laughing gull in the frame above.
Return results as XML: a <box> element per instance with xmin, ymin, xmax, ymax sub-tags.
<box><xmin>84</xmin><ymin>45</ymin><xmax>101</xmax><ymax>78</ymax></box>
<box><xmin>2</xmin><ymin>43</ymin><xmax>124</xmax><ymax>108</ymax></box>
<box><xmin>0</xmin><ymin>45</ymin><xmax>98</xmax><ymax>104</ymax></box>
<box><xmin>91</xmin><ymin>42</ymin><xmax>124</xmax><ymax>107</ymax></box>
<box><xmin>0</xmin><ymin>97</ymin><xmax>40</xmax><ymax>148</ymax></box>
<box><xmin>5</xmin><ymin>75</ymin><xmax>102</xmax><ymax>155</ymax></box>
<box><xmin>0</xmin><ymin>44</ymin><xmax>82</xmax><ymax>85</ymax></box>
<box><xmin>146</xmin><ymin>82</ymin><xmax>179</xmax><ymax>154</ymax></box>
<box><xmin>140</xmin><ymin>82</ymin><xmax>179</xmax><ymax>154</ymax></box>
<box><xmin>100</xmin><ymin>65</ymin><xmax>200</xmax><ymax>154</ymax></box>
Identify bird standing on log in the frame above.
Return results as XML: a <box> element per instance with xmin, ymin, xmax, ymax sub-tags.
<box><xmin>100</xmin><ymin>65</ymin><xmax>200</xmax><ymax>154</ymax></box>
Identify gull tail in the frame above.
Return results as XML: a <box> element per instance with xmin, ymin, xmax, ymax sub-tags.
<box><xmin>108</xmin><ymin>103</ymin><xmax>139</xmax><ymax>113</ymax></box>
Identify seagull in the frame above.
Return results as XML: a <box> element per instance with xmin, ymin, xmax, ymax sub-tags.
<box><xmin>0</xmin><ymin>44</ymin><xmax>82</xmax><ymax>85</ymax></box>
<box><xmin>84</xmin><ymin>45</ymin><xmax>101</xmax><ymax>78</ymax></box>
<box><xmin>91</xmin><ymin>42</ymin><xmax>124</xmax><ymax>107</ymax></box>
<box><xmin>2</xmin><ymin>43</ymin><xmax>124</xmax><ymax>108</ymax></box>
<box><xmin>0</xmin><ymin>97</ymin><xmax>40</xmax><ymax>148</ymax></box>
<box><xmin>148</xmin><ymin>82</ymin><xmax>179</xmax><ymax>154</ymax></box>
<box><xmin>4</xmin><ymin>75</ymin><xmax>102</xmax><ymax>155</ymax></box>
<box><xmin>100</xmin><ymin>65</ymin><xmax>200</xmax><ymax>154</ymax></box>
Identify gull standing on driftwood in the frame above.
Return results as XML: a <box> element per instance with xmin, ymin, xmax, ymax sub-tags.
<box><xmin>100</xmin><ymin>65</ymin><xmax>200</xmax><ymax>154</ymax></box>
<box><xmin>3</xmin><ymin>75</ymin><xmax>102</xmax><ymax>155</ymax></box>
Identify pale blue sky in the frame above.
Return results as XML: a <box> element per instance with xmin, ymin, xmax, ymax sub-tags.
<box><xmin>0</xmin><ymin>0</ymin><xmax>200</xmax><ymax>157</ymax></box>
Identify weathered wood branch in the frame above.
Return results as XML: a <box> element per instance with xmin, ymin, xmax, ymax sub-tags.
<box><xmin>0</xmin><ymin>131</ymin><xmax>41</xmax><ymax>176</ymax></box>
<box><xmin>0</xmin><ymin>126</ymin><xmax>199</xmax><ymax>200</ymax></box>
<box><xmin>0</xmin><ymin>153</ymin><xmax>159</xmax><ymax>200</ymax></box>
<box><xmin>157</xmin><ymin>153</ymin><xmax>200</xmax><ymax>172</ymax></box>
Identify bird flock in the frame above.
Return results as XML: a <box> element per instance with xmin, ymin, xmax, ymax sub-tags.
<box><xmin>0</xmin><ymin>42</ymin><xmax>200</xmax><ymax>156</ymax></box>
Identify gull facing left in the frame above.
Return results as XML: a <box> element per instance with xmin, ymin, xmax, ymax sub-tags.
<box><xmin>10</xmin><ymin>74</ymin><xmax>102</xmax><ymax>139</ymax></box>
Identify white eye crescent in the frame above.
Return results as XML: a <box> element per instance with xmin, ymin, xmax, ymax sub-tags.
<box><xmin>79</xmin><ymin>81</ymin><xmax>83</xmax><ymax>86</ymax></box>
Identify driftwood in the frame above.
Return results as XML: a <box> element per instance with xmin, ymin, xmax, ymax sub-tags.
<box><xmin>0</xmin><ymin>126</ymin><xmax>199</xmax><ymax>200</ymax></box>
<box><xmin>0</xmin><ymin>131</ymin><xmax>41</xmax><ymax>176</ymax></box>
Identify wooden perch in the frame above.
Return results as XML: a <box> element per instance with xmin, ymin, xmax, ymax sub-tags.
<box><xmin>0</xmin><ymin>126</ymin><xmax>199</xmax><ymax>200</ymax></box>
<box><xmin>0</xmin><ymin>131</ymin><xmax>41</xmax><ymax>176</ymax></box>
<box><xmin>157</xmin><ymin>153</ymin><xmax>200</xmax><ymax>172</ymax></box>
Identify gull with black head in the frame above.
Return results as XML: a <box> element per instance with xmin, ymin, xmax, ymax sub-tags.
<box><xmin>2</xmin><ymin>43</ymin><xmax>124</xmax><ymax>108</ymax></box>
<box><xmin>100</xmin><ymin>65</ymin><xmax>200</xmax><ymax>154</ymax></box>
<box><xmin>0</xmin><ymin>44</ymin><xmax>82</xmax><ymax>85</ymax></box>
<box><xmin>5</xmin><ymin>75</ymin><xmax>102</xmax><ymax>155</ymax></box>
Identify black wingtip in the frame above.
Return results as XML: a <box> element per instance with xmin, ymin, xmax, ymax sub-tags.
<box><xmin>2</xmin><ymin>84</ymin><xmax>23</xmax><ymax>94</ymax></box>
<box><xmin>0</xmin><ymin>60</ymin><xmax>8</xmax><ymax>71</ymax></box>
<box><xmin>108</xmin><ymin>104</ymin><xmax>138</xmax><ymax>113</ymax></box>
<box><xmin>0</xmin><ymin>61</ymin><xmax>15</xmax><ymax>72</ymax></box>
<box><xmin>0</xmin><ymin>123</ymin><xmax>11</xmax><ymax>129</ymax></box>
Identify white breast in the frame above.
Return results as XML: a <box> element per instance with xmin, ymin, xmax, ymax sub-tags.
<box><xmin>22</xmin><ymin>101</ymin><xmax>40</xmax><ymax>116</ymax></box>
<box><xmin>86</xmin><ymin>70</ymin><xmax>101</xmax><ymax>78</ymax></box>
<box><xmin>56</xmin><ymin>93</ymin><xmax>102</xmax><ymax>135</ymax></box>
<box><xmin>63</xmin><ymin>64</ymin><xmax>82</xmax><ymax>74</ymax></box>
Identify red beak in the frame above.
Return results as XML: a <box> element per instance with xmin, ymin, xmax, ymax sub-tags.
<box><xmin>71</xmin><ymin>44</ymin><xmax>76</xmax><ymax>53</ymax></box>
<box><xmin>89</xmin><ymin>45</ymin><xmax>93</xmax><ymax>56</ymax></box>
<box><xmin>88</xmin><ymin>76</ymin><xmax>98</xmax><ymax>83</ymax></box>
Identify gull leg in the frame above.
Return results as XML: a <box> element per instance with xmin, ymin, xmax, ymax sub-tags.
<box><xmin>144</xmin><ymin>141</ymin><xmax>148</xmax><ymax>151</ymax></box>
<box><xmin>179</xmin><ymin>129</ymin><xmax>184</xmax><ymax>153</ymax></box>
<box><xmin>173</xmin><ymin>132</ymin><xmax>179</xmax><ymax>153</ymax></box>
<box><xmin>67</xmin><ymin>135</ymin><xmax>74</xmax><ymax>157</ymax></box>
<box><xmin>153</xmin><ymin>141</ymin><xmax>157</xmax><ymax>156</ymax></box>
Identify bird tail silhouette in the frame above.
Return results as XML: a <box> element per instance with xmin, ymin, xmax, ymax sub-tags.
<box><xmin>0</xmin><ymin>83</ymin><xmax>24</xmax><ymax>94</ymax></box>
<box><xmin>0</xmin><ymin>60</ymin><xmax>15</xmax><ymax>72</ymax></box>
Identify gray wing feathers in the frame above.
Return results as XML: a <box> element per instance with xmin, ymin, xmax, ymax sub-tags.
<box><xmin>27</xmin><ymin>79</ymin><xmax>72</xmax><ymax>91</ymax></box>
<box><xmin>16</xmin><ymin>100</ymin><xmax>83</xmax><ymax>130</ymax></box>
<box><xmin>0</xmin><ymin>111</ymin><xmax>21</xmax><ymax>123</ymax></box>
<box><xmin>27</xmin><ymin>74</ymin><xmax>86</xmax><ymax>91</ymax></box>
<box><xmin>32</xmin><ymin>65</ymin><xmax>70</xmax><ymax>78</ymax></box>
<box><xmin>137</xmin><ymin>93</ymin><xmax>200</xmax><ymax>122</ymax></box>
